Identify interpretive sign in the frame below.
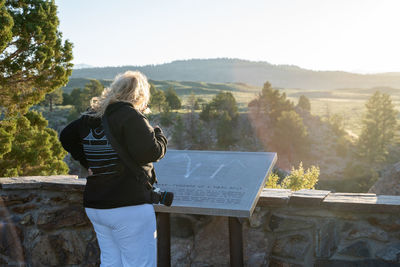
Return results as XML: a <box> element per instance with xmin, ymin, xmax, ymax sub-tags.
<box><xmin>153</xmin><ymin>150</ymin><xmax>277</xmax><ymax>218</ymax></box>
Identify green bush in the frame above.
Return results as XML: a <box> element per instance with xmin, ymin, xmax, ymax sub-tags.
<box><xmin>265</xmin><ymin>162</ymin><xmax>320</xmax><ymax>191</ymax></box>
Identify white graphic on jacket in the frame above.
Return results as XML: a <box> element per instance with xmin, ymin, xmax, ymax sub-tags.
<box><xmin>82</xmin><ymin>127</ymin><xmax>119</xmax><ymax>176</ymax></box>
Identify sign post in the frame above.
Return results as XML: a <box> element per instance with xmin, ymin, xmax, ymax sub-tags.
<box><xmin>157</xmin><ymin>213</ymin><xmax>171</xmax><ymax>267</ymax></box>
<box><xmin>153</xmin><ymin>150</ymin><xmax>277</xmax><ymax>267</ymax></box>
<box><xmin>229</xmin><ymin>217</ymin><xmax>244</xmax><ymax>267</ymax></box>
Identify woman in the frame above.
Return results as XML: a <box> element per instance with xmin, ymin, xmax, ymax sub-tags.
<box><xmin>60</xmin><ymin>71</ymin><xmax>167</xmax><ymax>267</ymax></box>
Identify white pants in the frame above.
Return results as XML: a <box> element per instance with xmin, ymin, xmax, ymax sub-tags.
<box><xmin>85</xmin><ymin>204</ymin><xmax>157</xmax><ymax>267</ymax></box>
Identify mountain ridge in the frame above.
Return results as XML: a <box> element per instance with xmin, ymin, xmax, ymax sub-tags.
<box><xmin>71</xmin><ymin>58</ymin><xmax>400</xmax><ymax>90</ymax></box>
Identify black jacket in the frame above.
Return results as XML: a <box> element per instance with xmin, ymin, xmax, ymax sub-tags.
<box><xmin>59</xmin><ymin>102</ymin><xmax>168</xmax><ymax>208</ymax></box>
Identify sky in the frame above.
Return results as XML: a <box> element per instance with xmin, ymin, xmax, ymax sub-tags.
<box><xmin>55</xmin><ymin>0</ymin><xmax>400</xmax><ymax>73</ymax></box>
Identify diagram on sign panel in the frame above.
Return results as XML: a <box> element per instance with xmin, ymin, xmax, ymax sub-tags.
<box><xmin>183</xmin><ymin>154</ymin><xmax>202</xmax><ymax>178</ymax></box>
<box><xmin>173</xmin><ymin>153</ymin><xmax>248</xmax><ymax>180</ymax></box>
<box><xmin>209</xmin><ymin>159</ymin><xmax>247</xmax><ymax>179</ymax></box>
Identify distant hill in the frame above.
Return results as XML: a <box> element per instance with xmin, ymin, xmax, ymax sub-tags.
<box><xmin>70</xmin><ymin>58</ymin><xmax>400</xmax><ymax>90</ymax></box>
<box><xmin>62</xmin><ymin>78</ymin><xmax>259</xmax><ymax>95</ymax></box>
<box><xmin>61</xmin><ymin>78</ymin><xmax>110</xmax><ymax>93</ymax></box>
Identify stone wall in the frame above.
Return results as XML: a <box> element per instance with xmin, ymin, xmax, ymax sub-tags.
<box><xmin>1</xmin><ymin>176</ymin><xmax>400</xmax><ymax>266</ymax></box>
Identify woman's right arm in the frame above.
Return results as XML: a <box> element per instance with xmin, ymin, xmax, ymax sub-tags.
<box><xmin>59</xmin><ymin>117</ymin><xmax>89</xmax><ymax>169</ymax></box>
<box><xmin>122</xmin><ymin>110</ymin><xmax>168</xmax><ymax>165</ymax></box>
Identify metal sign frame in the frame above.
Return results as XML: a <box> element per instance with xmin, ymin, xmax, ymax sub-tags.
<box><xmin>154</xmin><ymin>150</ymin><xmax>277</xmax><ymax>267</ymax></box>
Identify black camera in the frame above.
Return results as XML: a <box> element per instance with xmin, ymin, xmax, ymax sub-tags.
<box><xmin>150</xmin><ymin>187</ymin><xmax>174</xmax><ymax>206</ymax></box>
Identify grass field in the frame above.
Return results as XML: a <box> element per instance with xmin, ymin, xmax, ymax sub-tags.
<box><xmin>282</xmin><ymin>87</ymin><xmax>400</xmax><ymax>135</ymax></box>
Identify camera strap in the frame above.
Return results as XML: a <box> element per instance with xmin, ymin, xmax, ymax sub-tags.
<box><xmin>101</xmin><ymin>114</ymin><xmax>153</xmax><ymax>190</ymax></box>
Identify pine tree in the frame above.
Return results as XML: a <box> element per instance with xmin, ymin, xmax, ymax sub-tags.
<box><xmin>297</xmin><ymin>95</ymin><xmax>311</xmax><ymax>112</ymax></box>
<box><xmin>62</xmin><ymin>92</ymin><xmax>73</xmax><ymax>105</ymax></box>
<box><xmin>165</xmin><ymin>86</ymin><xmax>182</xmax><ymax>110</ymax></box>
<box><xmin>0</xmin><ymin>111</ymin><xmax>68</xmax><ymax>177</ymax></box>
<box><xmin>187</xmin><ymin>92</ymin><xmax>198</xmax><ymax>112</ymax></box>
<box><xmin>0</xmin><ymin>119</ymin><xmax>16</xmax><ymax>159</ymax></box>
<box><xmin>272</xmin><ymin>110</ymin><xmax>309</xmax><ymax>158</ymax></box>
<box><xmin>0</xmin><ymin>0</ymin><xmax>73</xmax><ymax>116</ymax></box>
<box><xmin>357</xmin><ymin>91</ymin><xmax>398</xmax><ymax>164</ymax></box>
<box><xmin>199</xmin><ymin>92</ymin><xmax>239</xmax><ymax>148</ymax></box>
<box><xmin>172</xmin><ymin>115</ymin><xmax>185</xmax><ymax>149</ymax></box>
<box><xmin>150</xmin><ymin>88</ymin><xmax>167</xmax><ymax>113</ymax></box>
<box><xmin>0</xmin><ymin>0</ymin><xmax>73</xmax><ymax>174</ymax></box>
<box><xmin>84</xmin><ymin>79</ymin><xmax>104</xmax><ymax>97</ymax></box>
<box><xmin>200</xmin><ymin>92</ymin><xmax>238</xmax><ymax>122</ymax></box>
<box><xmin>43</xmin><ymin>87</ymin><xmax>63</xmax><ymax>112</ymax></box>
<box><xmin>186</xmin><ymin>93</ymin><xmax>199</xmax><ymax>146</ymax></box>
<box><xmin>69</xmin><ymin>88</ymin><xmax>83</xmax><ymax>111</ymax></box>
<box><xmin>78</xmin><ymin>79</ymin><xmax>104</xmax><ymax>112</ymax></box>
<box><xmin>257</xmin><ymin>82</ymin><xmax>294</xmax><ymax>124</ymax></box>
<box><xmin>66</xmin><ymin>80</ymin><xmax>104</xmax><ymax>113</ymax></box>
<box><xmin>216</xmin><ymin>111</ymin><xmax>235</xmax><ymax>149</ymax></box>
<box><xmin>327</xmin><ymin>114</ymin><xmax>346</xmax><ymax>137</ymax></box>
